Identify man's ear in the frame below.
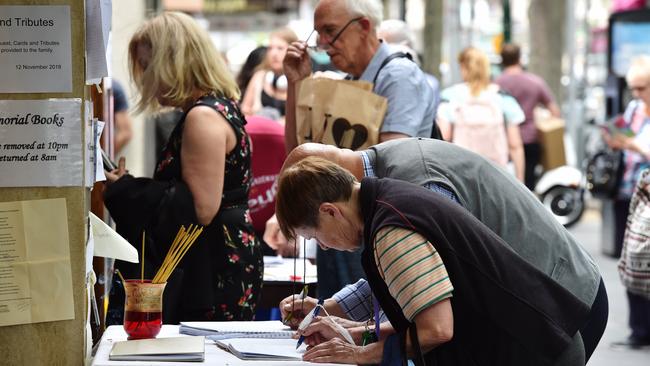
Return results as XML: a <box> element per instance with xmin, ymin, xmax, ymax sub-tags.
<box><xmin>358</xmin><ymin>17</ymin><xmax>371</xmax><ymax>30</ymax></box>
<box><xmin>356</xmin><ymin>17</ymin><xmax>373</xmax><ymax>38</ymax></box>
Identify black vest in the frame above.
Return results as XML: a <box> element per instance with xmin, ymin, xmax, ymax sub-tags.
<box><xmin>359</xmin><ymin>177</ymin><xmax>589</xmax><ymax>365</ymax></box>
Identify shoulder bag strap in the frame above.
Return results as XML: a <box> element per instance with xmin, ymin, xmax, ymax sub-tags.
<box><xmin>372</xmin><ymin>52</ymin><xmax>413</xmax><ymax>87</ymax></box>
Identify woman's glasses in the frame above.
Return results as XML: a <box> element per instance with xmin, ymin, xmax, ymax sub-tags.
<box><xmin>304</xmin><ymin>17</ymin><xmax>363</xmax><ymax>52</ymax></box>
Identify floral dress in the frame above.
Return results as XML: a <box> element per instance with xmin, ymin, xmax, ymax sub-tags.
<box><xmin>154</xmin><ymin>94</ymin><xmax>263</xmax><ymax>321</ymax></box>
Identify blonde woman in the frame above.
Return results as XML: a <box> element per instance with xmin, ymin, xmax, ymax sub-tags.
<box><xmin>241</xmin><ymin>27</ymin><xmax>298</xmax><ymax>121</ymax></box>
<box><xmin>104</xmin><ymin>12</ymin><xmax>262</xmax><ymax>323</ymax></box>
<box><xmin>437</xmin><ymin>47</ymin><xmax>526</xmax><ymax>182</ymax></box>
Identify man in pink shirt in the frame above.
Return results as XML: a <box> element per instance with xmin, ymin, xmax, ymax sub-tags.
<box><xmin>495</xmin><ymin>43</ymin><xmax>561</xmax><ymax>190</ymax></box>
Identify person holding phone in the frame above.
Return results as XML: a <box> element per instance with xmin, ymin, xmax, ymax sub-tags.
<box><xmin>603</xmin><ymin>55</ymin><xmax>650</xmax><ymax>349</ymax></box>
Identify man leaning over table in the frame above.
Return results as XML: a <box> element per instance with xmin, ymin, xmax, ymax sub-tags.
<box><xmin>282</xmin><ymin>0</ymin><xmax>437</xmax><ymax>299</ymax></box>
<box><xmin>267</xmin><ymin>138</ymin><xmax>608</xmax><ymax>362</ymax></box>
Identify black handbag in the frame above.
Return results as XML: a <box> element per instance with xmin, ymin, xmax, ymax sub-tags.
<box><xmin>586</xmin><ymin>148</ymin><xmax>624</xmax><ymax>199</ymax></box>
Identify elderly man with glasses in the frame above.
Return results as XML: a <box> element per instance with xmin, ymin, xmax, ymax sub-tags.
<box><xmin>283</xmin><ymin>0</ymin><xmax>437</xmax><ymax>153</ymax></box>
<box><xmin>282</xmin><ymin>0</ymin><xmax>438</xmax><ymax>300</ymax></box>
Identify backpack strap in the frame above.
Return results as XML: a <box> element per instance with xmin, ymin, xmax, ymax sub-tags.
<box><xmin>372</xmin><ymin>52</ymin><xmax>413</xmax><ymax>86</ymax></box>
<box><xmin>369</xmin><ymin>51</ymin><xmax>445</xmax><ymax>141</ymax></box>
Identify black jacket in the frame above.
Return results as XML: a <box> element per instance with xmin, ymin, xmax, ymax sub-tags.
<box><xmin>360</xmin><ymin>177</ymin><xmax>589</xmax><ymax>365</ymax></box>
<box><xmin>104</xmin><ymin>175</ymin><xmax>222</xmax><ymax>323</ymax></box>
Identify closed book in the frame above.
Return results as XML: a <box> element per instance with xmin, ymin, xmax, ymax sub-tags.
<box><xmin>109</xmin><ymin>336</ymin><xmax>205</xmax><ymax>362</ymax></box>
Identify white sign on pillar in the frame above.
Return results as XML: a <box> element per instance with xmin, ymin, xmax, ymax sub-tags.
<box><xmin>0</xmin><ymin>5</ymin><xmax>72</xmax><ymax>93</ymax></box>
<box><xmin>0</xmin><ymin>99</ymin><xmax>83</xmax><ymax>187</ymax></box>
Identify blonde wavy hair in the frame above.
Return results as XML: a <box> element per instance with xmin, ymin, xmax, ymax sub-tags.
<box><xmin>128</xmin><ymin>12</ymin><xmax>239</xmax><ymax>113</ymax></box>
<box><xmin>458</xmin><ymin>47</ymin><xmax>491</xmax><ymax>96</ymax></box>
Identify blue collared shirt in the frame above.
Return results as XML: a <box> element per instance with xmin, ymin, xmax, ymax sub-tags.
<box><xmin>357</xmin><ymin>42</ymin><xmax>436</xmax><ymax>138</ymax></box>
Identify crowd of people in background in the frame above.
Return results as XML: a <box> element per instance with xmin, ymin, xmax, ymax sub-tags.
<box><xmin>102</xmin><ymin>0</ymin><xmax>650</xmax><ymax>363</ymax></box>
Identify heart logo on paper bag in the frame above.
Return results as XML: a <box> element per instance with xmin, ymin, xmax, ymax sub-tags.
<box><xmin>332</xmin><ymin>118</ymin><xmax>368</xmax><ymax>150</ymax></box>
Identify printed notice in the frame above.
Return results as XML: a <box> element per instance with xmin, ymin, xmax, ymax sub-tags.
<box><xmin>0</xmin><ymin>5</ymin><xmax>72</xmax><ymax>93</ymax></box>
<box><xmin>0</xmin><ymin>99</ymin><xmax>83</xmax><ymax>187</ymax></box>
<box><xmin>0</xmin><ymin>198</ymin><xmax>75</xmax><ymax>327</ymax></box>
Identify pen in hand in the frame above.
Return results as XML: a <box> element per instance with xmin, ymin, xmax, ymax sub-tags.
<box><xmin>296</xmin><ymin>298</ymin><xmax>324</xmax><ymax>349</ymax></box>
<box><xmin>283</xmin><ymin>286</ymin><xmax>308</xmax><ymax>325</ymax></box>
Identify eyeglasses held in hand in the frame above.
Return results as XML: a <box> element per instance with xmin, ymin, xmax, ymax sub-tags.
<box><xmin>304</xmin><ymin>17</ymin><xmax>363</xmax><ymax>52</ymax></box>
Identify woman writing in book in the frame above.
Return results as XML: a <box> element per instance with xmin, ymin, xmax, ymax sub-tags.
<box><xmin>104</xmin><ymin>12</ymin><xmax>262</xmax><ymax>323</ymax></box>
<box><xmin>602</xmin><ymin>55</ymin><xmax>650</xmax><ymax>348</ymax></box>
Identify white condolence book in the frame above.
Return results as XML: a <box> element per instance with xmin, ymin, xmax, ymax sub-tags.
<box><xmin>179</xmin><ymin>320</ymin><xmax>293</xmax><ymax>340</ymax></box>
<box><xmin>215</xmin><ymin>338</ymin><xmax>305</xmax><ymax>361</ymax></box>
<box><xmin>109</xmin><ymin>336</ymin><xmax>205</xmax><ymax>362</ymax></box>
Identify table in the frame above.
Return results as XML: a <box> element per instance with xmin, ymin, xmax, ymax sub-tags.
<box><xmin>261</xmin><ymin>256</ymin><xmax>318</xmax><ymax>309</ymax></box>
<box><xmin>92</xmin><ymin>325</ymin><xmax>341</xmax><ymax>366</ymax></box>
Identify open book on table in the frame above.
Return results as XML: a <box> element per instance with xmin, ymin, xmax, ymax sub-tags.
<box><xmin>215</xmin><ymin>338</ymin><xmax>305</xmax><ymax>361</ymax></box>
<box><xmin>179</xmin><ymin>320</ymin><xmax>294</xmax><ymax>340</ymax></box>
<box><xmin>109</xmin><ymin>336</ymin><xmax>205</xmax><ymax>361</ymax></box>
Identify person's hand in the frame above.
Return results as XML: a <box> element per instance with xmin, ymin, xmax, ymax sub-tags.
<box><xmin>277</xmin><ymin>239</ymin><xmax>298</xmax><ymax>258</ymax></box>
<box><xmin>283</xmin><ymin>41</ymin><xmax>312</xmax><ymax>83</ymax></box>
<box><xmin>302</xmin><ymin>337</ymin><xmax>362</xmax><ymax>364</ymax></box>
<box><xmin>603</xmin><ymin>130</ymin><xmax>628</xmax><ymax>150</ymax></box>
<box><xmin>263</xmin><ymin>215</ymin><xmax>296</xmax><ymax>256</ymax></box>
<box><xmin>297</xmin><ymin>316</ymin><xmax>359</xmax><ymax>347</ymax></box>
<box><xmin>329</xmin><ymin>316</ymin><xmax>364</xmax><ymax>330</ymax></box>
<box><xmin>611</xmin><ymin>133</ymin><xmax>632</xmax><ymax>150</ymax></box>
<box><xmin>104</xmin><ymin>157</ymin><xmax>127</xmax><ymax>183</ymax></box>
<box><xmin>279</xmin><ymin>294</ymin><xmax>317</xmax><ymax>329</ymax></box>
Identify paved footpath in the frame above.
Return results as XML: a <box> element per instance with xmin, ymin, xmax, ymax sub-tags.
<box><xmin>568</xmin><ymin>207</ymin><xmax>649</xmax><ymax>365</ymax></box>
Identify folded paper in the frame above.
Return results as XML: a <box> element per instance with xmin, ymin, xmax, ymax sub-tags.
<box><xmin>90</xmin><ymin>212</ymin><xmax>138</xmax><ymax>263</ymax></box>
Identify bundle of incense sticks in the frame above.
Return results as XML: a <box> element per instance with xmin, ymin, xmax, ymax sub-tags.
<box><xmin>152</xmin><ymin>224</ymin><xmax>204</xmax><ymax>284</ymax></box>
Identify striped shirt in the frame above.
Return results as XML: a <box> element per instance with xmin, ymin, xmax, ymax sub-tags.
<box><xmin>373</xmin><ymin>226</ymin><xmax>453</xmax><ymax>321</ymax></box>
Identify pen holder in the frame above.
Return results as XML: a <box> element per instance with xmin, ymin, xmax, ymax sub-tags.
<box><xmin>123</xmin><ymin>280</ymin><xmax>166</xmax><ymax>340</ymax></box>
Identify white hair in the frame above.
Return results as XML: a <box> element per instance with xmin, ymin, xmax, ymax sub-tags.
<box><xmin>377</xmin><ymin>19</ymin><xmax>413</xmax><ymax>47</ymax></box>
<box><xmin>344</xmin><ymin>0</ymin><xmax>383</xmax><ymax>29</ymax></box>
<box><xmin>626</xmin><ymin>55</ymin><xmax>650</xmax><ymax>85</ymax></box>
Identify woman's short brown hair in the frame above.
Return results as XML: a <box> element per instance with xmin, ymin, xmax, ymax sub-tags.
<box><xmin>275</xmin><ymin>157</ymin><xmax>357</xmax><ymax>242</ymax></box>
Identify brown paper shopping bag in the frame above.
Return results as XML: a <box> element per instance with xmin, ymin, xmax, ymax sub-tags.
<box><xmin>296</xmin><ymin>77</ymin><xmax>387</xmax><ymax>151</ymax></box>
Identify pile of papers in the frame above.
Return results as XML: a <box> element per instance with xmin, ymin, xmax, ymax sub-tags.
<box><xmin>179</xmin><ymin>320</ymin><xmax>294</xmax><ymax>340</ymax></box>
<box><xmin>214</xmin><ymin>338</ymin><xmax>305</xmax><ymax>361</ymax></box>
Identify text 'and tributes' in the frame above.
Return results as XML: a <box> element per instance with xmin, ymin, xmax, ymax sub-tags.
<box><xmin>0</xmin><ymin>5</ymin><xmax>72</xmax><ymax>93</ymax></box>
